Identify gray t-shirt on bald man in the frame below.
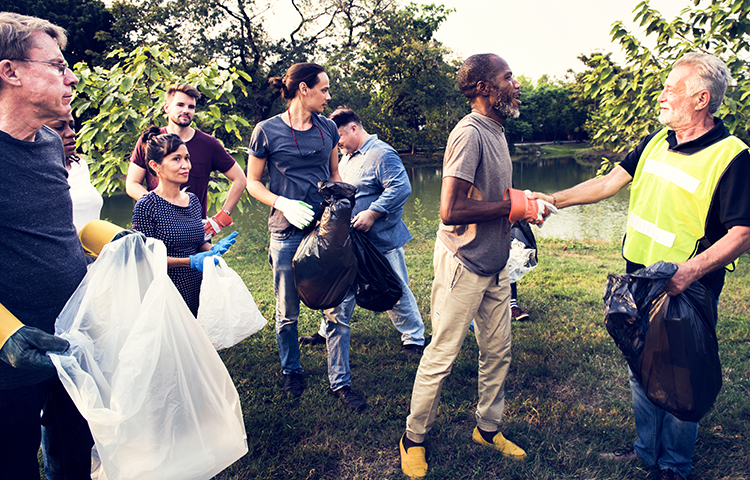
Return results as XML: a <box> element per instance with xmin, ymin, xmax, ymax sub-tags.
<box><xmin>437</xmin><ymin>112</ymin><xmax>513</xmax><ymax>276</ymax></box>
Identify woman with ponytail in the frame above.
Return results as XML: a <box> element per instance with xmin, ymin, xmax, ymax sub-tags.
<box><xmin>246</xmin><ymin>63</ymin><xmax>365</xmax><ymax>411</ymax></box>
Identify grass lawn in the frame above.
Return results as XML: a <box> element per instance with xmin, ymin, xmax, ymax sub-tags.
<box><xmin>211</xmin><ymin>233</ymin><xmax>750</xmax><ymax>480</ymax></box>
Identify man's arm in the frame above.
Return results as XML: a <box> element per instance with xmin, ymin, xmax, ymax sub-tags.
<box><xmin>246</xmin><ymin>155</ymin><xmax>276</xmax><ymax>207</ymax></box>
<box><xmin>218</xmin><ymin>162</ymin><xmax>247</xmax><ymax>215</ymax></box>
<box><xmin>329</xmin><ymin>148</ymin><xmax>342</xmax><ymax>183</ymax></box>
<box><xmin>125</xmin><ymin>163</ymin><xmax>149</xmax><ymax>201</ymax></box>
<box><xmin>353</xmin><ymin>152</ymin><xmax>409</xmax><ymax>232</ymax></box>
<box><xmin>666</xmin><ymin>225</ymin><xmax>750</xmax><ymax>295</ymax></box>
<box><xmin>530</xmin><ymin>165</ymin><xmax>632</xmax><ymax>208</ymax></box>
<box><xmin>440</xmin><ymin>176</ymin><xmax>512</xmax><ymax>225</ymax></box>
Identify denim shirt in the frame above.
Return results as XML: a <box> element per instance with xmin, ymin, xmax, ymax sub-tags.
<box><xmin>339</xmin><ymin>135</ymin><xmax>413</xmax><ymax>253</ymax></box>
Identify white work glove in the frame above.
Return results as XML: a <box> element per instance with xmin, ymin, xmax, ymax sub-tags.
<box><xmin>525</xmin><ymin>190</ymin><xmax>558</xmax><ymax>224</ymax></box>
<box><xmin>273</xmin><ymin>196</ymin><xmax>315</xmax><ymax>229</ymax></box>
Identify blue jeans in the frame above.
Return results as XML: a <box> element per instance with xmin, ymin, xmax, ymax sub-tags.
<box><xmin>269</xmin><ymin>230</ymin><xmax>351</xmax><ymax>390</ymax></box>
<box><xmin>628</xmin><ymin>291</ymin><xmax>719</xmax><ymax>477</ymax></box>
<box><xmin>0</xmin><ymin>376</ymin><xmax>93</xmax><ymax>480</ymax></box>
<box><xmin>317</xmin><ymin>246</ymin><xmax>425</xmax><ymax>346</ymax></box>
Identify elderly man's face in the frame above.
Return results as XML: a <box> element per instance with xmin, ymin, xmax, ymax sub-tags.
<box><xmin>16</xmin><ymin>31</ymin><xmax>78</xmax><ymax>123</ymax></box>
<box><xmin>488</xmin><ymin>57</ymin><xmax>521</xmax><ymax>120</ymax></box>
<box><xmin>657</xmin><ymin>65</ymin><xmax>701</xmax><ymax>129</ymax></box>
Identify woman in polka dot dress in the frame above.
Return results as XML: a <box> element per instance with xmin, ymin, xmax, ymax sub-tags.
<box><xmin>132</xmin><ymin>127</ymin><xmax>236</xmax><ymax>316</ymax></box>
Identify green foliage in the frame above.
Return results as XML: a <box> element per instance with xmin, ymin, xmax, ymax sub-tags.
<box><xmin>506</xmin><ymin>76</ymin><xmax>589</xmax><ymax>145</ymax></box>
<box><xmin>327</xmin><ymin>3</ymin><xmax>466</xmax><ymax>154</ymax></box>
<box><xmin>579</xmin><ymin>0</ymin><xmax>750</xmax><ymax>153</ymax></box>
<box><xmin>5</xmin><ymin>0</ymin><xmax>115</xmax><ymax>67</ymax></box>
<box><xmin>72</xmin><ymin>45</ymin><xmax>251</xmax><ymax>212</ymax></box>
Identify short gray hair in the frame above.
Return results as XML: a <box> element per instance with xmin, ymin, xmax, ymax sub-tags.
<box><xmin>673</xmin><ymin>52</ymin><xmax>731</xmax><ymax>114</ymax></box>
<box><xmin>0</xmin><ymin>12</ymin><xmax>67</xmax><ymax>61</ymax></box>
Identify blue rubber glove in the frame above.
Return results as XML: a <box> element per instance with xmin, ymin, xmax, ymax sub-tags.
<box><xmin>0</xmin><ymin>326</ymin><xmax>69</xmax><ymax>371</ymax></box>
<box><xmin>210</xmin><ymin>231</ymin><xmax>239</xmax><ymax>256</ymax></box>
<box><xmin>189</xmin><ymin>250</ymin><xmax>220</xmax><ymax>272</ymax></box>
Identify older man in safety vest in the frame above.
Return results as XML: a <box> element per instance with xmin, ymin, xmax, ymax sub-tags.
<box><xmin>531</xmin><ymin>52</ymin><xmax>750</xmax><ymax>480</ymax></box>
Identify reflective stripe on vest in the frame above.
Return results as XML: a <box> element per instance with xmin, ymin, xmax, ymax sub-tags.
<box><xmin>623</xmin><ymin>129</ymin><xmax>747</xmax><ymax>266</ymax></box>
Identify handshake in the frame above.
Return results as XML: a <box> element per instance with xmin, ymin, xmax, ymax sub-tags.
<box><xmin>504</xmin><ymin>188</ymin><xmax>558</xmax><ymax>226</ymax></box>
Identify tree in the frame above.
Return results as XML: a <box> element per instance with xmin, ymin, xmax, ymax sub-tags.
<box><xmin>72</xmin><ymin>45</ymin><xmax>251</xmax><ymax>213</ymax></box>
<box><xmin>579</xmin><ymin>0</ymin><xmax>750</xmax><ymax>153</ymax></box>
<box><xmin>4</xmin><ymin>0</ymin><xmax>115</xmax><ymax>67</ymax></box>
<box><xmin>330</xmin><ymin>3</ymin><xmax>465</xmax><ymax>154</ymax></box>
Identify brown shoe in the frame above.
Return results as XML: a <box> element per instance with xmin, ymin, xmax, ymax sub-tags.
<box><xmin>598</xmin><ymin>447</ymin><xmax>637</xmax><ymax>462</ymax></box>
<box><xmin>511</xmin><ymin>306</ymin><xmax>530</xmax><ymax>321</ymax></box>
<box><xmin>659</xmin><ymin>469</ymin><xmax>685</xmax><ymax>480</ymax></box>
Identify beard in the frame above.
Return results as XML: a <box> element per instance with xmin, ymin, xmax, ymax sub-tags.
<box><xmin>172</xmin><ymin>114</ymin><xmax>193</xmax><ymax>127</ymax></box>
<box><xmin>658</xmin><ymin>102</ymin><xmax>692</xmax><ymax>129</ymax></box>
<box><xmin>493</xmin><ymin>90</ymin><xmax>520</xmax><ymax>119</ymax></box>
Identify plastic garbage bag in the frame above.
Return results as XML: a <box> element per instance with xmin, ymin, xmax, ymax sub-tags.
<box><xmin>350</xmin><ymin>229</ymin><xmax>402</xmax><ymax>312</ymax></box>
<box><xmin>508</xmin><ymin>220</ymin><xmax>537</xmax><ymax>283</ymax></box>
<box><xmin>293</xmin><ymin>182</ymin><xmax>358</xmax><ymax>310</ymax></box>
<box><xmin>50</xmin><ymin>234</ymin><xmax>248</xmax><ymax>480</ymax></box>
<box><xmin>197</xmin><ymin>256</ymin><xmax>267</xmax><ymax>350</ymax></box>
<box><xmin>603</xmin><ymin>261</ymin><xmax>722</xmax><ymax>422</ymax></box>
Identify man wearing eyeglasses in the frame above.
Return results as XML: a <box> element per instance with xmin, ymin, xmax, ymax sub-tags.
<box><xmin>125</xmin><ymin>83</ymin><xmax>247</xmax><ymax>238</ymax></box>
<box><xmin>0</xmin><ymin>12</ymin><xmax>94</xmax><ymax>479</ymax></box>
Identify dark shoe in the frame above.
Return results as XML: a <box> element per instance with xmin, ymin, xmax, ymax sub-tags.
<box><xmin>282</xmin><ymin>372</ymin><xmax>305</xmax><ymax>398</ymax></box>
<box><xmin>332</xmin><ymin>385</ymin><xmax>367</xmax><ymax>412</ymax></box>
<box><xmin>511</xmin><ymin>306</ymin><xmax>530</xmax><ymax>321</ymax></box>
<box><xmin>400</xmin><ymin>344</ymin><xmax>424</xmax><ymax>355</ymax></box>
<box><xmin>659</xmin><ymin>469</ymin><xmax>685</xmax><ymax>480</ymax></box>
<box><xmin>598</xmin><ymin>447</ymin><xmax>636</xmax><ymax>462</ymax></box>
<box><xmin>298</xmin><ymin>332</ymin><xmax>326</xmax><ymax>345</ymax></box>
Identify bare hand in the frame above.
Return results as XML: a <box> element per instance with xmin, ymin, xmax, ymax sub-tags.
<box><xmin>664</xmin><ymin>263</ymin><xmax>697</xmax><ymax>296</ymax></box>
<box><xmin>527</xmin><ymin>191</ymin><xmax>555</xmax><ymax>205</ymax></box>
<box><xmin>351</xmin><ymin>210</ymin><xmax>378</xmax><ymax>232</ymax></box>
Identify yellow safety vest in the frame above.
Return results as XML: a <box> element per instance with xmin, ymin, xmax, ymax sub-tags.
<box><xmin>623</xmin><ymin>129</ymin><xmax>748</xmax><ymax>266</ymax></box>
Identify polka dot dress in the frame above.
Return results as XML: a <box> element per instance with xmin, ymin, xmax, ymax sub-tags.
<box><xmin>133</xmin><ymin>191</ymin><xmax>205</xmax><ymax>316</ymax></box>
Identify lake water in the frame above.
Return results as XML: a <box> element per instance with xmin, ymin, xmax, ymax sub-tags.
<box><xmin>100</xmin><ymin>156</ymin><xmax>630</xmax><ymax>242</ymax></box>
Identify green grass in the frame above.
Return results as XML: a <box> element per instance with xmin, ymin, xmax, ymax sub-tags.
<box><xmin>213</xmin><ymin>235</ymin><xmax>749</xmax><ymax>480</ymax></box>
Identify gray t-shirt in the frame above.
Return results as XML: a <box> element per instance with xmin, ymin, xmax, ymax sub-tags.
<box><xmin>249</xmin><ymin>114</ymin><xmax>340</xmax><ymax>233</ymax></box>
<box><xmin>0</xmin><ymin>126</ymin><xmax>87</xmax><ymax>389</ymax></box>
<box><xmin>437</xmin><ymin>112</ymin><xmax>512</xmax><ymax>276</ymax></box>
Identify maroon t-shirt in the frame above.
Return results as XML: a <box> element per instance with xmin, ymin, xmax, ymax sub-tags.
<box><xmin>130</xmin><ymin>128</ymin><xmax>236</xmax><ymax>217</ymax></box>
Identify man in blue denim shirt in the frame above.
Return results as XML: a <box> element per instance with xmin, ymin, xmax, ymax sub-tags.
<box><xmin>299</xmin><ymin>107</ymin><xmax>425</xmax><ymax>355</ymax></box>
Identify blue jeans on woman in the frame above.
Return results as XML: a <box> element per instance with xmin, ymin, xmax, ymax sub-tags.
<box><xmin>0</xmin><ymin>375</ymin><xmax>93</xmax><ymax>480</ymax></box>
<box><xmin>269</xmin><ymin>229</ymin><xmax>352</xmax><ymax>390</ymax></box>
<box><xmin>628</xmin><ymin>290</ymin><xmax>719</xmax><ymax>478</ymax></box>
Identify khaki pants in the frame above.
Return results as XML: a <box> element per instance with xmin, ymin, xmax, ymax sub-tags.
<box><xmin>406</xmin><ymin>239</ymin><xmax>512</xmax><ymax>443</ymax></box>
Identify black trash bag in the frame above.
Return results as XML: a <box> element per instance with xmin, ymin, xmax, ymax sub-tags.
<box><xmin>293</xmin><ymin>182</ymin><xmax>358</xmax><ymax>310</ymax></box>
<box><xmin>511</xmin><ymin>219</ymin><xmax>537</xmax><ymax>253</ymax></box>
<box><xmin>603</xmin><ymin>261</ymin><xmax>722</xmax><ymax>422</ymax></box>
<box><xmin>350</xmin><ymin>229</ymin><xmax>402</xmax><ymax>312</ymax></box>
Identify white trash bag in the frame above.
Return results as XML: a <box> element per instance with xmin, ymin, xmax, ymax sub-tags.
<box><xmin>507</xmin><ymin>238</ymin><xmax>537</xmax><ymax>283</ymax></box>
<box><xmin>50</xmin><ymin>234</ymin><xmax>248</xmax><ymax>480</ymax></box>
<box><xmin>197</xmin><ymin>256</ymin><xmax>267</xmax><ymax>350</ymax></box>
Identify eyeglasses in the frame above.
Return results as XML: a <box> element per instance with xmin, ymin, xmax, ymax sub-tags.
<box><xmin>9</xmin><ymin>58</ymin><xmax>70</xmax><ymax>77</ymax></box>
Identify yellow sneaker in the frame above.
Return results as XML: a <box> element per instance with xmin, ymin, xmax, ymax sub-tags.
<box><xmin>472</xmin><ymin>427</ymin><xmax>527</xmax><ymax>461</ymax></box>
<box><xmin>399</xmin><ymin>433</ymin><xmax>427</xmax><ymax>479</ymax></box>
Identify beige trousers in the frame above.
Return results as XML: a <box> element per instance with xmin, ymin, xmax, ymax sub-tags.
<box><xmin>405</xmin><ymin>239</ymin><xmax>512</xmax><ymax>443</ymax></box>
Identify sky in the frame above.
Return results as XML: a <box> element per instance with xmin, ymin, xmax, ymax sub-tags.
<box><xmin>419</xmin><ymin>0</ymin><xmax>690</xmax><ymax>80</ymax></box>
<box><xmin>262</xmin><ymin>0</ymin><xmax>691</xmax><ymax>81</ymax></box>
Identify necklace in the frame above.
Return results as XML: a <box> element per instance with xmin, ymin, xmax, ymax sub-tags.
<box><xmin>288</xmin><ymin>109</ymin><xmax>325</xmax><ymax>157</ymax></box>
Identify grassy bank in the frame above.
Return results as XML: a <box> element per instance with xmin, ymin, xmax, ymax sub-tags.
<box><xmin>214</xmin><ymin>234</ymin><xmax>749</xmax><ymax>480</ymax></box>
